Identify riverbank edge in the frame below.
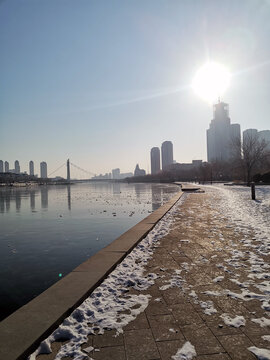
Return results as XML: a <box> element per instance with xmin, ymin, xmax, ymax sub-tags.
<box><xmin>0</xmin><ymin>191</ymin><xmax>184</xmax><ymax>360</ymax></box>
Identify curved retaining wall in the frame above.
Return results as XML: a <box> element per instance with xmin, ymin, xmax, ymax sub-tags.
<box><xmin>0</xmin><ymin>191</ymin><xmax>183</xmax><ymax>360</ymax></box>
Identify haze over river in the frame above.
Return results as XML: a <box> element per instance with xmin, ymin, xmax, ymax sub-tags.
<box><xmin>0</xmin><ymin>182</ymin><xmax>180</xmax><ymax>321</ymax></box>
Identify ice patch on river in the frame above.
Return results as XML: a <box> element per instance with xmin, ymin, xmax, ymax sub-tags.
<box><xmin>28</xmin><ymin>194</ymin><xmax>186</xmax><ymax>360</ymax></box>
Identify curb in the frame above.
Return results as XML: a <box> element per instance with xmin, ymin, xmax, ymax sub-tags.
<box><xmin>0</xmin><ymin>191</ymin><xmax>183</xmax><ymax>360</ymax></box>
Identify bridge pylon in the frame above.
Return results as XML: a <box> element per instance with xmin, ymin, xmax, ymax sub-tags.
<box><xmin>67</xmin><ymin>159</ymin><xmax>71</xmax><ymax>182</ymax></box>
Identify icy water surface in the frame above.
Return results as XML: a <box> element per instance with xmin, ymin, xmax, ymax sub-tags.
<box><xmin>0</xmin><ymin>182</ymin><xmax>180</xmax><ymax>321</ymax></box>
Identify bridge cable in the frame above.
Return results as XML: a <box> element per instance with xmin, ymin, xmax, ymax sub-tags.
<box><xmin>70</xmin><ymin>162</ymin><xmax>95</xmax><ymax>176</ymax></box>
<box><xmin>48</xmin><ymin>162</ymin><xmax>66</xmax><ymax>177</ymax></box>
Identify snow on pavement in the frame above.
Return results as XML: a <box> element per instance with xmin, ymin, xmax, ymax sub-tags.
<box><xmin>29</xmin><ymin>195</ymin><xmax>186</xmax><ymax>360</ymax></box>
<box><xmin>28</xmin><ymin>185</ymin><xmax>270</xmax><ymax>359</ymax></box>
<box><xmin>171</xmin><ymin>341</ymin><xmax>196</xmax><ymax>360</ymax></box>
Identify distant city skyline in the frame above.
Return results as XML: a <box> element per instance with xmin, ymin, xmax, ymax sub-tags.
<box><xmin>1</xmin><ymin>1</ymin><xmax>270</xmax><ymax>177</ymax></box>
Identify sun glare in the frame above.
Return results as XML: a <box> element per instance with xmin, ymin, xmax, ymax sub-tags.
<box><xmin>192</xmin><ymin>62</ymin><xmax>231</xmax><ymax>103</ymax></box>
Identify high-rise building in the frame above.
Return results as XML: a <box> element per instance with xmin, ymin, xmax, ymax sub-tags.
<box><xmin>14</xmin><ymin>160</ymin><xmax>20</xmax><ymax>174</ymax></box>
<box><xmin>207</xmin><ymin>101</ymin><xmax>241</xmax><ymax>162</ymax></box>
<box><xmin>161</xmin><ymin>141</ymin><xmax>173</xmax><ymax>170</ymax></box>
<box><xmin>243</xmin><ymin>129</ymin><xmax>258</xmax><ymax>141</ymax></box>
<box><xmin>4</xmin><ymin>161</ymin><xmax>9</xmax><ymax>173</ymax></box>
<box><xmin>244</xmin><ymin>129</ymin><xmax>270</xmax><ymax>151</ymax></box>
<box><xmin>40</xmin><ymin>162</ymin><xmax>48</xmax><ymax>178</ymax></box>
<box><xmin>29</xmin><ymin>161</ymin><xmax>34</xmax><ymax>176</ymax></box>
<box><xmin>0</xmin><ymin>160</ymin><xmax>3</xmax><ymax>173</ymax></box>
<box><xmin>259</xmin><ymin>130</ymin><xmax>270</xmax><ymax>150</ymax></box>
<box><xmin>112</xmin><ymin>168</ymin><xmax>120</xmax><ymax>179</ymax></box>
<box><xmin>150</xmin><ymin>147</ymin><xmax>161</xmax><ymax>174</ymax></box>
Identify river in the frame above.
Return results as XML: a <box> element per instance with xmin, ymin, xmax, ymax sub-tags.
<box><xmin>0</xmin><ymin>181</ymin><xmax>180</xmax><ymax>321</ymax></box>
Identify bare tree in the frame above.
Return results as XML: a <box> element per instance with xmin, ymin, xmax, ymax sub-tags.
<box><xmin>232</xmin><ymin>132</ymin><xmax>270</xmax><ymax>185</ymax></box>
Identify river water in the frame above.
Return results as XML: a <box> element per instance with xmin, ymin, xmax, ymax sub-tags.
<box><xmin>0</xmin><ymin>182</ymin><xmax>180</xmax><ymax>321</ymax></box>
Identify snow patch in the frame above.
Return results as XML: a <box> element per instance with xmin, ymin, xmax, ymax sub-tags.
<box><xmin>220</xmin><ymin>314</ymin><xmax>246</xmax><ymax>327</ymax></box>
<box><xmin>248</xmin><ymin>346</ymin><xmax>270</xmax><ymax>360</ymax></box>
<box><xmin>171</xmin><ymin>341</ymin><xmax>196</xmax><ymax>360</ymax></box>
<box><xmin>252</xmin><ymin>317</ymin><xmax>270</xmax><ymax>327</ymax></box>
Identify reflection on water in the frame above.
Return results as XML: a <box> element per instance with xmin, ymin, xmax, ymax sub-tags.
<box><xmin>0</xmin><ymin>182</ymin><xmax>180</xmax><ymax>321</ymax></box>
<box><xmin>30</xmin><ymin>190</ymin><xmax>35</xmax><ymax>210</ymax></box>
<box><xmin>67</xmin><ymin>185</ymin><xmax>71</xmax><ymax>211</ymax></box>
<box><xmin>0</xmin><ymin>183</ymin><xmax>177</xmax><ymax>214</ymax></box>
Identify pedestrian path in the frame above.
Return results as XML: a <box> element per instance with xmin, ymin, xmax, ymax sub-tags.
<box><xmin>36</xmin><ymin>189</ymin><xmax>270</xmax><ymax>360</ymax></box>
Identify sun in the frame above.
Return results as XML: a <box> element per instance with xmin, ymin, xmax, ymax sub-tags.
<box><xmin>192</xmin><ymin>62</ymin><xmax>231</xmax><ymax>103</ymax></box>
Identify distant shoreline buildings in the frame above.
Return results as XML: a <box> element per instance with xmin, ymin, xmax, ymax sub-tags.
<box><xmin>2</xmin><ymin>102</ymin><xmax>269</xmax><ymax>183</ymax></box>
<box><xmin>0</xmin><ymin>160</ymin><xmax>48</xmax><ymax>178</ymax></box>
<box><xmin>150</xmin><ymin>141</ymin><xmax>174</xmax><ymax>175</ymax></box>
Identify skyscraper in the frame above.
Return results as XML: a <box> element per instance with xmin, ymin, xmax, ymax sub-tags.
<box><xmin>4</xmin><ymin>161</ymin><xmax>9</xmax><ymax>173</ymax></box>
<box><xmin>40</xmin><ymin>162</ymin><xmax>48</xmax><ymax>178</ymax></box>
<box><xmin>161</xmin><ymin>141</ymin><xmax>173</xmax><ymax>170</ymax></box>
<box><xmin>244</xmin><ymin>129</ymin><xmax>270</xmax><ymax>151</ymax></box>
<box><xmin>29</xmin><ymin>161</ymin><xmax>34</xmax><ymax>176</ymax></box>
<box><xmin>243</xmin><ymin>129</ymin><xmax>258</xmax><ymax>142</ymax></box>
<box><xmin>150</xmin><ymin>147</ymin><xmax>161</xmax><ymax>174</ymax></box>
<box><xmin>0</xmin><ymin>160</ymin><xmax>3</xmax><ymax>173</ymax></box>
<box><xmin>207</xmin><ymin>101</ymin><xmax>241</xmax><ymax>162</ymax></box>
<box><xmin>14</xmin><ymin>160</ymin><xmax>20</xmax><ymax>174</ymax></box>
<box><xmin>259</xmin><ymin>130</ymin><xmax>270</xmax><ymax>150</ymax></box>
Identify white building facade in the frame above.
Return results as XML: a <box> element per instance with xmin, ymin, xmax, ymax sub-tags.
<box><xmin>40</xmin><ymin>162</ymin><xmax>47</xmax><ymax>178</ymax></box>
<box><xmin>150</xmin><ymin>147</ymin><xmax>161</xmax><ymax>174</ymax></box>
<box><xmin>161</xmin><ymin>141</ymin><xmax>173</xmax><ymax>170</ymax></box>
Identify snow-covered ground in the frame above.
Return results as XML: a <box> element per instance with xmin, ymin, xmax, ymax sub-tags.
<box><xmin>212</xmin><ymin>185</ymin><xmax>270</xmax><ymax>246</ymax></box>
<box><xmin>205</xmin><ymin>185</ymin><xmax>270</xmax><ymax>359</ymax></box>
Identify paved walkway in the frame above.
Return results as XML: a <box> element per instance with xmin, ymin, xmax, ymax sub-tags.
<box><xmin>37</xmin><ymin>191</ymin><xmax>270</xmax><ymax>360</ymax></box>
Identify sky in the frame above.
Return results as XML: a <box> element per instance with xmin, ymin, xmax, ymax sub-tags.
<box><xmin>1</xmin><ymin>0</ymin><xmax>270</xmax><ymax>178</ymax></box>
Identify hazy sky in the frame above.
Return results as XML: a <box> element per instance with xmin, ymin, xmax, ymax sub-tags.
<box><xmin>1</xmin><ymin>0</ymin><xmax>270</xmax><ymax>178</ymax></box>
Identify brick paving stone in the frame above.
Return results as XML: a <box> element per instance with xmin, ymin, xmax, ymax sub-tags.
<box><xmin>241</xmin><ymin>319</ymin><xmax>270</xmax><ymax>337</ymax></box>
<box><xmin>156</xmin><ymin>339</ymin><xmax>187</xmax><ymax>360</ymax></box>
<box><xmin>202</xmin><ymin>313</ymin><xmax>243</xmax><ymax>336</ymax></box>
<box><xmin>170</xmin><ymin>255</ymin><xmax>193</xmax><ymax>266</ymax></box>
<box><xmin>170</xmin><ymin>303</ymin><xmax>203</xmax><ymax>326</ymax></box>
<box><xmin>196</xmin><ymin>354</ymin><xmax>231</xmax><ymax>360</ymax></box>
<box><xmin>147</xmin><ymin>314</ymin><xmax>184</xmax><ymax>342</ymax></box>
<box><xmin>217</xmin><ymin>334</ymin><xmax>256</xmax><ymax>360</ymax></box>
<box><xmin>124</xmin><ymin>328</ymin><xmax>160</xmax><ymax>360</ymax></box>
<box><xmin>248</xmin><ymin>335</ymin><xmax>270</xmax><ymax>349</ymax></box>
<box><xmin>124</xmin><ymin>312</ymin><xmax>149</xmax><ymax>331</ymax></box>
<box><xmin>90</xmin><ymin>346</ymin><xmax>126</xmax><ymax>360</ymax></box>
<box><xmin>182</xmin><ymin>323</ymin><xmax>225</xmax><ymax>355</ymax></box>
<box><xmin>145</xmin><ymin>298</ymin><xmax>172</xmax><ymax>316</ymax></box>
<box><xmin>161</xmin><ymin>287</ymin><xmax>190</xmax><ymax>306</ymax></box>
<box><xmin>92</xmin><ymin>330</ymin><xmax>124</xmax><ymax>348</ymax></box>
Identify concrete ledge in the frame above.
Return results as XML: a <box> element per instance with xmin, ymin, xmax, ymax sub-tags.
<box><xmin>0</xmin><ymin>191</ymin><xmax>183</xmax><ymax>360</ymax></box>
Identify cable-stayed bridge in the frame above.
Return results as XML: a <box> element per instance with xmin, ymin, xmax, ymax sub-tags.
<box><xmin>48</xmin><ymin>160</ymin><xmax>100</xmax><ymax>182</ymax></box>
